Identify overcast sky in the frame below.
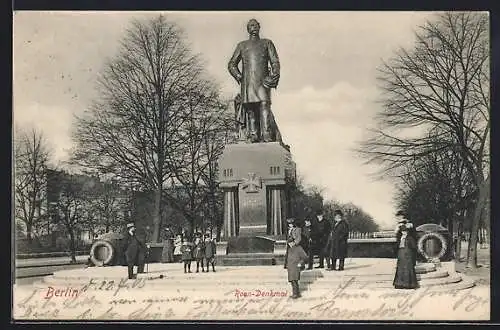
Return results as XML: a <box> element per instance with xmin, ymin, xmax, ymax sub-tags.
<box><xmin>13</xmin><ymin>11</ymin><xmax>435</xmax><ymax>230</ymax></box>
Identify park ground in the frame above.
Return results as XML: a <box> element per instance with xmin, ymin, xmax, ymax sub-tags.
<box><xmin>455</xmin><ymin>245</ymin><xmax>490</xmax><ymax>286</ymax></box>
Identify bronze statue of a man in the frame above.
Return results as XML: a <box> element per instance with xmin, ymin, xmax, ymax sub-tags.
<box><xmin>228</xmin><ymin>19</ymin><xmax>281</xmax><ymax>143</ymax></box>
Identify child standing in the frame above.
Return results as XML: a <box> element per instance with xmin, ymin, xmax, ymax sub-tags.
<box><xmin>193</xmin><ymin>233</ymin><xmax>206</xmax><ymax>273</ymax></box>
<box><xmin>204</xmin><ymin>234</ymin><xmax>217</xmax><ymax>272</ymax></box>
<box><xmin>181</xmin><ymin>237</ymin><xmax>194</xmax><ymax>273</ymax></box>
<box><xmin>173</xmin><ymin>234</ymin><xmax>183</xmax><ymax>263</ymax></box>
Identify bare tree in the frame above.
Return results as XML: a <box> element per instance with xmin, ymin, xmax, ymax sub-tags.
<box><xmin>14</xmin><ymin>127</ymin><xmax>51</xmax><ymax>244</ymax></box>
<box><xmin>199</xmin><ymin>106</ymin><xmax>235</xmax><ymax>239</ymax></box>
<box><xmin>324</xmin><ymin>201</ymin><xmax>380</xmax><ymax>233</ymax></box>
<box><xmin>395</xmin><ymin>146</ymin><xmax>474</xmax><ymax>230</ymax></box>
<box><xmin>357</xmin><ymin>12</ymin><xmax>489</xmax><ymax>268</ymax></box>
<box><xmin>72</xmin><ymin>15</ymin><xmax>219</xmax><ymax>242</ymax></box>
<box><xmin>166</xmin><ymin>91</ymin><xmax>234</xmax><ymax>234</ymax></box>
<box><xmin>290</xmin><ymin>176</ymin><xmax>324</xmax><ymax>220</ymax></box>
<box><xmin>82</xmin><ymin>179</ymin><xmax>128</xmax><ymax>237</ymax></box>
<box><xmin>51</xmin><ymin>172</ymin><xmax>92</xmax><ymax>263</ymax></box>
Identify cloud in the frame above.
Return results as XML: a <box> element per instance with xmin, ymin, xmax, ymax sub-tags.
<box><xmin>272</xmin><ymin>83</ymin><xmax>397</xmax><ymax>229</ymax></box>
<box><xmin>13</xmin><ymin>12</ymin><xmax>426</xmax><ymax>230</ymax></box>
<box><xmin>273</xmin><ymin>82</ymin><xmax>378</xmax><ymax>127</ymax></box>
<box><xmin>13</xmin><ymin>103</ymin><xmax>75</xmax><ymax>164</ymax></box>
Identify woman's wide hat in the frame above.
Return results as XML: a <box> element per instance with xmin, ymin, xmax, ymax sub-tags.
<box><xmin>126</xmin><ymin>222</ymin><xmax>135</xmax><ymax>229</ymax></box>
<box><xmin>286</xmin><ymin>218</ymin><xmax>296</xmax><ymax>224</ymax></box>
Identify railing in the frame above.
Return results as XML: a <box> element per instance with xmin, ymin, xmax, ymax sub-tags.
<box><xmin>348</xmin><ymin>231</ymin><xmax>395</xmax><ymax>239</ymax></box>
<box><xmin>349</xmin><ymin>229</ymin><xmax>490</xmax><ymax>243</ymax></box>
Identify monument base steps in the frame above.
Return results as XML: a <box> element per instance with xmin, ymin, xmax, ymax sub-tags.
<box><xmin>32</xmin><ymin>260</ymin><xmax>476</xmax><ymax>295</ymax></box>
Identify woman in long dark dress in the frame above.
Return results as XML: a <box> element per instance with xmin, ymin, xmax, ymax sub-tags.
<box><xmin>393</xmin><ymin>215</ymin><xmax>419</xmax><ymax>289</ymax></box>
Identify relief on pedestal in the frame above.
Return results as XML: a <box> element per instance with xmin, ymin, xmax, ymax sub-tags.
<box><xmin>241</xmin><ymin>172</ymin><xmax>262</xmax><ymax>193</ymax></box>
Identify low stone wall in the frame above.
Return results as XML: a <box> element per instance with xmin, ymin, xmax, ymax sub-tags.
<box><xmin>88</xmin><ymin>235</ymin><xmax>452</xmax><ymax>266</ymax></box>
<box><xmin>272</xmin><ymin>238</ymin><xmax>398</xmax><ymax>259</ymax></box>
<box><xmin>146</xmin><ymin>242</ymin><xmax>164</xmax><ymax>262</ymax></box>
<box><xmin>16</xmin><ymin>250</ymin><xmax>90</xmax><ymax>259</ymax></box>
<box><xmin>347</xmin><ymin>238</ymin><xmax>397</xmax><ymax>258</ymax></box>
<box><xmin>146</xmin><ymin>238</ymin><xmax>399</xmax><ymax>263</ymax></box>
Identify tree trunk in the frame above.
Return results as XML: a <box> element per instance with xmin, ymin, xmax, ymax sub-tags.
<box><xmin>51</xmin><ymin>231</ymin><xmax>57</xmax><ymax>248</ymax></box>
<box><xmin>68</xmin><ymin>229</ymin><xmax>77</xmax><ymax>263</ymax></box>
<box><xmin>466</xmin><ymin>176</ymin><xmax>489</xmax><ymax>269</ymax></box>
<box><xmin>151</xmin><ymin>188</ymin><xmax>162</xmax><ymax>243</ymax></box>
<box><xmin>456</xmin><ymin>219</ymin><xmax>463</xmax><ymax>261</ymax></box>
<box><xmin>455</xmin><ymin>234</ymin><xmax>462</xmax><ymax>260</ymax></box>
<box><xmin>26</xmin><ymin>223</ymin><xmax>33</xmax><ymax>244</ymax></box>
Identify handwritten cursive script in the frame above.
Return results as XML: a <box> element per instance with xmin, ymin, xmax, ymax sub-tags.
<box><xmin>13</xmin><ymin>278</ymin><xmax>490</xmax><ymax>320</ymax></box>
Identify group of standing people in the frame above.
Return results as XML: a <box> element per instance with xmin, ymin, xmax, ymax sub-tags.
<box><xmin>159</xmin><ymin>226</ymin><xmax>217</xmax><ymax>273</ymax></box>
<box><xmin>284</xmin><ymin>208</ymin><xmax>420</xmax><ymax>298</ymax></box>
<box><xmin>178</xmin><ymin>232</ymin><xmax>217</xmax><ymax>273</ymax></box>
<box><xmin>123</xmin><ymin>210</ymin><xmax>419</xmax><ymax>292</ymax></box>
<box><xmin>284</xmin><ymin>208</ymin><xmax>350</xmax><ymax>299</ymax></box>
<box><xmin>123</xmin><ymin>224</ymin><xmax>217</xmax><ymax>279</ymax></box>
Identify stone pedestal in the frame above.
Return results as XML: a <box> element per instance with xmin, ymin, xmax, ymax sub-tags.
<box><xmin>218</xmin><ymin>142</ymin><xmax>296</xmax><ymax>240</ymax></box>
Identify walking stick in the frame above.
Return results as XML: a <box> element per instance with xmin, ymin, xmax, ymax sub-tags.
<box><xmin>146</xmin><ymin>244</ymin><xmax>150</xmax><ymax>274</ymax></box>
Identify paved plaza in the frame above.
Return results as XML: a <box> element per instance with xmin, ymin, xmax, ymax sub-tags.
<box><xmin>13</xmin><ymin>258</ymin><xmax>489</xmax><ymax>320</ymax></box>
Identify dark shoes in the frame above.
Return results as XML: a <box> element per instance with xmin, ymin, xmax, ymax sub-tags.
<box><xmin>290</xmin><ymin>281</ymin><xmax>301</xmax><ymax>299</ymax></box>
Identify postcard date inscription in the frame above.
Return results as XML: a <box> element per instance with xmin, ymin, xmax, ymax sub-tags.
<box><xmin>13</xmin><ymin>277</ymin><xmax>489</xmax><ymax>320</ymax></box>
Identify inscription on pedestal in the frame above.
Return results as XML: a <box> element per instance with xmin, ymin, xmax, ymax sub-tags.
<box><xmin>238</xmin><ymin>184</ymin><xmax>267</xmax><ymax>235</ymax></box>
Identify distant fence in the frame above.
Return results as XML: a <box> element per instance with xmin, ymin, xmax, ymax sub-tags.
<box><xmin>348</xmin><ymin>231</ymin><xmax>395</xmax><ymax>239</ymax></box>
<box><xmin>349</xmin><ymin>229</ymin><xmax>489</xmax><ymax>247</ymax></box>
<box><xmin>16</xmin><ymin>250</ymin><xmax>90</xmax><ymax>260</ymax></box>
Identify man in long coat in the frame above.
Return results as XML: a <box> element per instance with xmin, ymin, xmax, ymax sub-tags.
<box><xmin>312</xmin><ymin>209</ymin><xmax>331</xmax><ymax>268</ymax></box>
<box><xmin>228</xmin><ymin>18</ymin><xmax>281</xmax><ymax>142</ymax></box>
<box><xmin>327</xmin><ymin>210</ymin><xmax>349</xmax><ymax>271</ymax></box>
<box><xmin>301</xmin><ymin>219</ymin><xmax>314</xmax><ymax>270</ymax></box>
<box><xmin>124</xmin><ymin>222</ymin><xmax>147</xmax><ymax>279</ymax></box>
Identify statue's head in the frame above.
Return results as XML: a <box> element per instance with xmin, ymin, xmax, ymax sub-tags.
<box><xmin>247</xmin><ymin>19</ymin><xmax>260</xmax><ymax>36</ymax></box>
